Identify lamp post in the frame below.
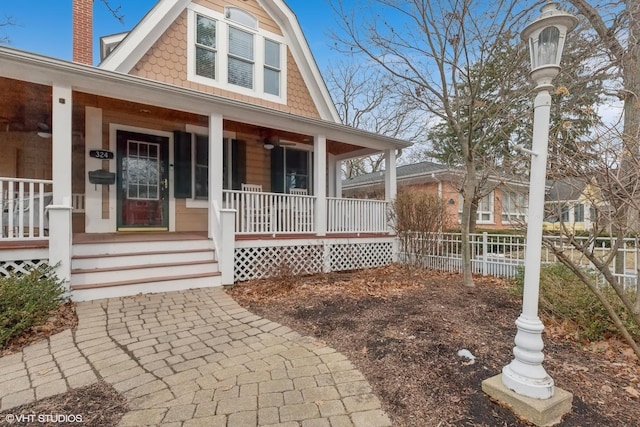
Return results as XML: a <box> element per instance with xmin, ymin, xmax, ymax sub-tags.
<box><xmin>501</xmin><ymin>3</ymin><xmax>578</xmax><ymax>400</ymax></box>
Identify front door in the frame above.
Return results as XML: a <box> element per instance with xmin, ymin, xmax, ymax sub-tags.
<box><xmin>116</xmin><ymin>131</ymin><xmax>169</xmax><ymax>230</ymax></box>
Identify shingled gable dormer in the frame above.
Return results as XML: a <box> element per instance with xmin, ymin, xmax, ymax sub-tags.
<box><xmin>186</xmin><ymin>4</ymin><xmax>286</xmax><ymax>104</ymax></box>
<box><xmin>98</xmin><ymin>0</ymin><xmax>340</xmax><ymax>122</ymax></box>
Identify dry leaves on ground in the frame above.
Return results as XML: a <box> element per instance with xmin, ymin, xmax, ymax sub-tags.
<box><xmin>229</xmin><ymin>264</ymin><xmax>640</xmax><ymax>426</ymax></box>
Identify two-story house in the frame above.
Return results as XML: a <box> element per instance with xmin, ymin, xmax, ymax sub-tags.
<box><xmin>0</xmin><ymin>0</ymin><xmax>410</xmax><ymax>300</ymax></box>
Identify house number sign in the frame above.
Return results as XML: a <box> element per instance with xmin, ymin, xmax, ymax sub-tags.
<box><xmin>89</xmin><ymin>149</ymin><xmax>114</xmax><ymax>160</ymax></box>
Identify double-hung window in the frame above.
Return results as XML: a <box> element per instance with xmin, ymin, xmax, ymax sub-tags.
<box><xmin>195</xmin><ymin>15</ymin><xmax>217</xmax><ymax>79</ymax></box>
<box><xmin>228</xmin><ymin>26</ymin><xmax>254</xmax><ymax>89</ymax></box>
<box><xmin>501</xmin><ymin>191</ymin><xmax>527</xmax><ymax>223</ymax></box>
<box><xmin>264</xmin><ymin>39</ymin><xmax>281</xmax><ymax>96</ymax></box>
<box><xmin>459</xmin><ymin>192</ymin><xmax>494</xmax><ymax>224</ymax></box>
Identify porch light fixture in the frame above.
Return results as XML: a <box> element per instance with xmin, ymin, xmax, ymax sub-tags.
<box><xmin>500</xmin><ymin>2</ymin><xmax>578</xmax><ymax>401</ymax></box>
<box><xmin>36</xmin><ymin>122</ymin><xmax>52</xmax><ymax>139</ymax></box>
<box><xmin>263</xmin><ymin>142</ymin><xmax>275</xmax><ymax>150</ymax></box>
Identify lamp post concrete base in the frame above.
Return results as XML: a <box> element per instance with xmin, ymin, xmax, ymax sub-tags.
<box><xmin>482</xmin><ymin>374</ymin><xmax>573</xmax><ymax>426</ymax></box>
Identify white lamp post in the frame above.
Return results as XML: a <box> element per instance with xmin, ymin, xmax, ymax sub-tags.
<box><xmin>501</xmin><ymin>3</ymin><xmax>578</xmax><ymax>400</ymax></box>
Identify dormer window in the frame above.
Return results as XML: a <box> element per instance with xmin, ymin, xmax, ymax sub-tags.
<box><xmin>195</xmin><ymin>15</ymin><xmax>217</xmax><ymax>79</ymax></box>
<box><xmin>228</xmin><ymin>27</ymin><xmax>254</xmax><ymax>89</ymax></box>
<box><xmin>264</xmin><ymin>39</ymin><xmax>281</xmax><ymax>96</ymax></box>
<box><xmin>187</xmin><ymin>4</ymin><xmax>286</xmax><ymax>103</ymax></box>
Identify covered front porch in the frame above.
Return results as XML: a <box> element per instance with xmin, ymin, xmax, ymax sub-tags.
<box><xmin>0</xmin><ymin>47</ymin><xmax>406</xmax><ymax>298</ymax></box>
<box><xmin>0</xmin><ymin>176</ymin><xmax>391</xmax><ymax>239</ymax></box>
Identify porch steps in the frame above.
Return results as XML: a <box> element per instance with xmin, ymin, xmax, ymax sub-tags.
<box><xmin>71</xmin><ymin>248</ymin><xmax>214</xmax><ymax>270</ymax></box>
<box><xmin>70</xmin><ymin>235</ymin><xmax>221</xmax><ymax>301</ymax></box>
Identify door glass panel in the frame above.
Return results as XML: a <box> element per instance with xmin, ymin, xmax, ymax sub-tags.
<box><xmin>126</xmin><ymin>140</ymin><xmax>160</xmax><ymax>200</ymax></box>
<box><xmin>117</xmin><ymin>131</ymin><xmax>169</xmax><ymax>229</ymax></box>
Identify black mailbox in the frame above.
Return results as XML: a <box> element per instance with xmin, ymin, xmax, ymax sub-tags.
<box><xmin>88</xmin><ymin>169</ymin><xmax>116</xmax><ymax>185</ymax></box>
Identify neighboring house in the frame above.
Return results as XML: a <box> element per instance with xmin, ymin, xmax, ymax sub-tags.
<box><xmin>342</xmin><ymin>161</ymin><xmax>529</xmax><ymax>230</ymax></box>
<box><xmin>543</xmin><ymin>178</ymin><xmax>597</xmax><ymax>232</ymax></box>
<box><xmin>0</xmin><ymin>0</ymin><xmax>410</xmax><ymax>300</ymax></box>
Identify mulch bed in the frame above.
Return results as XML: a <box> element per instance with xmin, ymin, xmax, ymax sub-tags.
<box><xmin>1</xmin><ymin>302</ymin><xmax>78</xmax><ymax>357</ymax></box>
<box><xmin>228</xmin><ymin>264</ymin><xmax>640</xmax><ymax>426</ymax></box>
<box><xmin>1</xmin><ymin>303</ymin><xmax>128</xmax><ymax>427</ymax></box>
<box><xmin>0</xmin><ymin>382</ymin><xmax>127</xmax><ymax>427</ymax></box>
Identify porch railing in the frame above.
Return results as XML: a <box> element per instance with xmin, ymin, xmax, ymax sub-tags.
<box><xmin>222</xmin><ymin>191</ymin><xmax>390</xmax><ymax>235</ymax></box>
<box><xmin>223</xmin><ymin>190</ymin><xmax>316</xmax><ymax>234</ymax></box>
<box><xmin>1</xmin><ymin>177</ymin><xmax>53</xmax><ymax>240</ymax></box>
<box><xmin>327</xmin><ymin>197</ymin><xmax>389</xmax><ymax>234</ymax></box>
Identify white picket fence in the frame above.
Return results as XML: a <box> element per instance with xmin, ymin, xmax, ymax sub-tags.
<box><xmin>398</xmin><ymin>232</ymin><xmax>639</xmax><ymax>290</ymax></box>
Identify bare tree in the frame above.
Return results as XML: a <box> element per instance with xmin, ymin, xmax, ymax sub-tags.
<box><xmin>98</xmin><ymin>0</ymin><xmax>125</xmax><ymax>23</ymax></box>
<box><xmin>531</xmin><ymin>1</ymin><xmax>640</xmax><ymax>357</ymax></box>
<box><xmin>0</xmin><ymin>16</ymin><xmax>16</xmax><ymax>45</ymax></box>
<box><xmin>566</xmin><ymin>0</ymin><xmax>640</xmax><ymax>278</ymax></box>
<box><xmin>325</xmin><ymin>60</ymin><xmax>424</xmax><ymax>179</ymax></box>
<box><xmin>330</xmin><ymin>0</ymin><xmax>536</xmax><ymax>286</ymax></box>
<box><xmin>542</xmin><ymin>119</ymin><xmax>640</xmax><ymax>358</ymax></box>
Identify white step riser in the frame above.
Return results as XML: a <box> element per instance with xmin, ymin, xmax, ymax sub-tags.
<box><xmin>72</xmin><ymin>263</ymin><xmax>219</xmax><ymax>286</ymax></box>
<box><xmin>72</xmin><ymin>250</ymin><xmax>215</xmax><ymax>270</ymax></box>
<box><xmin>71</xmin><ymin>275</ymin><xmax>222</xmax><ymax>302</ymax></box>
<box><xmin>73</xmin><ymin>239</ymin><xmax>213</xmax><ymax>257</ymax></box>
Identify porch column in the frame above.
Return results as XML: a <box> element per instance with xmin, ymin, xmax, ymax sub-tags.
<box><xmin>384</xmin><ymin>148</ymin><xmax>397</xmax><ymax>201</ymax></box>
<box><xmin>385</xmin><ymin>149</ymin><xmax>397</xmax><ymax>234</ymax></box>
<box><xmin>314</xmin><ymin>134</ymin><xmax>327</xmax><ymax>236</ymax></box>
<box><xmin>208</xmin><ymin>113</ymin><xmax>223</xmax><ymax>239</ymax></box>
<box><xmin>327</xmin><ymin>155</ymin><xmax>336</xmax><ymax>198</ymax></box>
<box><xmin>49</xmin><ymin>85</ymin><xmax>73</xmax><ymax>287</ymax></box>
<box><xmin>335</xmin><ymin>159</ymin><xmax>343</xmax><ymax>198</ymax></box>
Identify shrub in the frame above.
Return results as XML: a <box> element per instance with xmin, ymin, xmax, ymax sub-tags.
<box><xmin>513</xmin><ymin>263</ymin><xmax>640</xmax><ymax>342</ymax></box>
<box><xmin>0</xmin><ymin>265</ymin><xmax>66</xmax><ymax>347</ymax></box>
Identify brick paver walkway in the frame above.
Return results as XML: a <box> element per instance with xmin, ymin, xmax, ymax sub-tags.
<box><xmin>0</xmin><ymin>288</ymin><xmax>391</xmax><ymax>427</ymax></box>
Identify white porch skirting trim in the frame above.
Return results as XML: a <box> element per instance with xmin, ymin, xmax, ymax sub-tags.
<box><xmin>234</xmin><ymin>237</ymin><xmax>395</xmax><ymax>282</ymax></box>
<box><xmin>0</xmin><ymin>248</ymin><xmax>49</xmax><ymax>277</ymax></box>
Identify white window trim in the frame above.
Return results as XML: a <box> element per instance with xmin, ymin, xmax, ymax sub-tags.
<box><xmin>187</xmin><ymin>4</ymin><xmax>287</xmax><ymax>105</ymax></box>
<box><xmin>458</xmin><ymin>192</ymin><xmax>495</xmax><ymax>224</ymax></box>
<box><xmin>184</xmin><ymin>124</ymin><xmax>235</xmax><ymax>209</ymax></box>
<box><xmin>501</xmin><ymin>191</ymin><xmax>528</xmax><ymax>224</ymax></box>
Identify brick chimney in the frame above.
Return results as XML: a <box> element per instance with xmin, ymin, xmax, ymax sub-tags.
<box><xmin>72</xmin><ymin>0</ymin><xmax>93</xmax><ymax>65</ymax></box>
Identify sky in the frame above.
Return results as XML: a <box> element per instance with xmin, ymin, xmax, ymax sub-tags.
<box><xmin>0</xmin><ymin>0</ymin><xmax>338</xmax><ymax>70</ymax></box>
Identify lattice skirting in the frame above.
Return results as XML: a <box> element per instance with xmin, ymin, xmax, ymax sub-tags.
<box><xmin>0</xmin><ymin>259</ymin><xmax>50</xmax><ymax>277</ymax></box>
<box><xmin>234</xmin><ymin>240</ymin><xmax>394</xmax><ymax>282</ymax></box>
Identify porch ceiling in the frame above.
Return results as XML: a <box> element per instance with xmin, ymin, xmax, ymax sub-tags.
<box><xmin>0</xmin><ymin>78</ymin><xmax>52</xmax><ymax>134</ymax></box>
<box><xmin>0</xmin><ymin>76</ymin><xmax>371</xmax><ymax>158</ymax></box>
<box><xmin>0</xmin><ymin>47</ymin><xmax>412</xmax><ymax>153</ymax></box>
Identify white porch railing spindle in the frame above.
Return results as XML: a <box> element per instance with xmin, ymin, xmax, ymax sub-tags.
<box><xmin>0</xmin><ymin>177</ymin><xmax>53</xmax><ymax>241</ymax></box>
<box><xmin>326</xmin><ymin>197</ymin><xmax>389</xmax><ymax>234</ymax></box>
<box><xmin>222</xmin><ymin>191</ymin><xmax>387</xmax><ymax>235</ymax></box>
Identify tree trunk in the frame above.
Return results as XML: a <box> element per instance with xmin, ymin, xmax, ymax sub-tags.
<box><xmin>461</xmin><ymin>162</ymin><xmax>477</xmax><ymax>287</ymax></box>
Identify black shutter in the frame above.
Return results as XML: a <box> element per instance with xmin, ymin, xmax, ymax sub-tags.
<box><xmin>173</xmin><ymin>131</ymin><xmax>192</xmax><ymax>198</ymax></box>
<box><xmin>271</xmin><ymin>146</ymin><xmax>284</xmax><ymax>193</ymax></box>
<box><xmin>231</xmin><ymin>139</ymin><xmax>246</xmax><ymax>190</ymax></box>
